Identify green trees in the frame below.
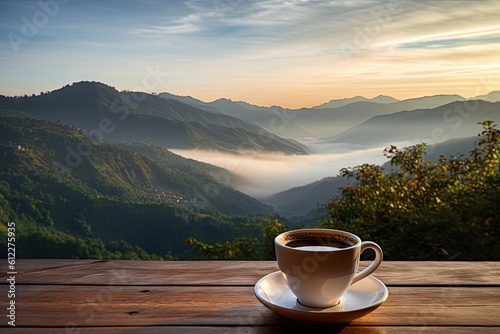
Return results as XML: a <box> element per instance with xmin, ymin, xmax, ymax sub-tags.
<box><xmin>187</xmin><ymin>218</ymin><xmax>288</xmax><ymax>260</ymax></box>
<box><xmin>189</xmin><ymin>121</ymin><xmax>499</xmax><ymax>261</ymax></box>
<box><xmin>320</xmin><ymin>121</ymin><xmax>500</xmax><ymax>260</ymax></box>
<box><xmin>0</xmin><ymin>116</ymin><xmax>275</xmax><ymax>260</ymax></box>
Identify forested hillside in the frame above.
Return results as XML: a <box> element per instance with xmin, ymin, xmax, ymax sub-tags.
<box><xmin>0</xmin><ymin>116</ymin><xmax>282</xmax><ymax>259</ymax></box>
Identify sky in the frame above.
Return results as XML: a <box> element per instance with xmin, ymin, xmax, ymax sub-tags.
<box><xmin>1</xmin><ymin>0</ymin><xmax>500</xmax><ymax>108</ymax></box>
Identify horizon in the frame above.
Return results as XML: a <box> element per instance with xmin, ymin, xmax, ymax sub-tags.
<box><xmin>2</xmin><ymin>79</ymin><xmax>499</xmax><ymax>110</ymax></box>
<box><xmin>1</xmin><ymin>1</ymin><xmax>500</xmax><ymax>108</ymax></box>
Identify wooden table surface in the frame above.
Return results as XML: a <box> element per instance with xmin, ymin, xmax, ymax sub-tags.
<box><xmin>1</xmin><ymin>260</ymin><xmax>499</xmax><ymax>333</ymax></box>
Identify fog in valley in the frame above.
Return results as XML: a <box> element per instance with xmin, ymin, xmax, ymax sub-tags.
<box><xmin>171</xmin><ymin>141</ymin><xmax>412</xmax><ymax>198</ymax></box>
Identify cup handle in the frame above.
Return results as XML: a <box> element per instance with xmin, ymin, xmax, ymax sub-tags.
<box><xmin>351</xmin><ymin>241</ymin><xmax>383</xmax><ymax>285</ymax></box>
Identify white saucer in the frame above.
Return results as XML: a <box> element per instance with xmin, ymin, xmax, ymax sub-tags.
<box><xmin>254</xmin><ymin>271</ymin><xmax>388</xmax><ymax>324</ymax></box>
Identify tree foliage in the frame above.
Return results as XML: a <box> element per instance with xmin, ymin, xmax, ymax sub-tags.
<box><xmin>0</xmin><ymin>116</ymin><xmax>276</xmax><ymax>260</ymax></box>
<box><xmin>187</xmin><ymin>218</ymin><xmax>288</xmax><ymax>260</ymax></box>
<box><xmin>191</xmin><ymin>121</ymin><xmax>499</xmax><ymax>261</ymax></box>
<box><xmin>320</xmin><ymin>121</ymin><xmax>500</xmax><ymax>260</ymax></box>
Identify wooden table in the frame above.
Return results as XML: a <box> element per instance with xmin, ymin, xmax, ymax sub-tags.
<box><xmin>1</xmin><ymin>260</ymin><xmax>499</xmax><ymax>333</ymax></box>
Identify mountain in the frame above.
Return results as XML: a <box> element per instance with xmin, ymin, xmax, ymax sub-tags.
<box><xmin>290</xmin><ymin>94</ymin><xmax>467</xmax><ymax>139</ymax></box>
<box><xmin>390</xmin><ymin>94</ymin><xmax>465</xmax><ymax>111</ymax></box>
<box><xmin>116</xmin><ymin>141</ymin><xmax>249</xmax><ymax>191</ymax></box>
<box><xmin>0</xmin><ymin>115</ymin><xmax>274</xmax><ymax>214</ymax></box>
<box><xmin>159</xmin><ymin>92</ymin><xmax>279</xmax><ymax>118</ymax></box>
<box><xmin>314</xmin><ymin>95</ymin><xmax>399</xmax><ymax>109</ymax></box>
<box><xmin>178</xmin><ymin>93</ymin><xmax>467</xmax><ymax>142</ymax></box>
<box><xmin>262</xmin><ymin>176</ymin><xmax>350</xmax><ymax>218</ymax></box>
<box><xmin>157</xmin><ymin>91</ymin><xmax>473</xmax><ymax>142</ymax></box>
<box><xmin>156</xmin><ymin>92</ymin><xmax>211</xmax><ymax>110</ymax></box>
<box><xmin>158</xmin><ymin>93</ymin><xmax>314</xmax><ymax>141</ymax></box>
<box><xmin>158</xmin><ymin>93</ymin><xmax>403</xmax><ymax>141</ymax></box>
<box><xmin>474</xmin><ymin>90</ymin><xmax>500</xmax><ymax>103</ymax></box>
<box><xmin>0</xmin><ymin>81</ymin><xmax>307</xmax><ymax>154</ymax></box>
<box><xmin>324</xmin><ymin>100</ymin><xmax>500</xmax><ymax>147</ymax></box>
<box><xmin>0</xmin><ymin>115</ymin><xmax>283</xmax><ymax>259</ymax></box>
<box><xmin>156</xmin><ymin>91</ymin><xmax>500</xmax><ymax>146</ymax></box>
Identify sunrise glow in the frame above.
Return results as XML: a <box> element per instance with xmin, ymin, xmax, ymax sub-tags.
<box><xmin>1</xmin><ymin>0</ymin><xmax>500</xmax><ymax>108</ymax></box>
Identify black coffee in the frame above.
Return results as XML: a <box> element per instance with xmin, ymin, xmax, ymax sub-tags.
<box><xmin>286</xmin><ymin>237</ymin><xmax>353</xmax><ymax>251</ymax></box>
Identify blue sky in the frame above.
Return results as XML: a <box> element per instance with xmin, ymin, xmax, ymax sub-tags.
<box><xmin>1</xmin><ymin>0</ymin><xmax>499</xmax><ymax>108</ymax></box>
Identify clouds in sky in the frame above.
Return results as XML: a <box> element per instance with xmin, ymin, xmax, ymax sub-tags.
<box><xmin>1</xmin><ymin>0</ymin><xmax>499</xmax><ymax>107</ymax></box>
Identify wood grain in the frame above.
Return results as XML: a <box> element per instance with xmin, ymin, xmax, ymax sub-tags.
<box><xmin>1</xmin><ymin>260</ymin><xmax>499</xmax><ymax>286</ymax></box>
<box><xmin>1</xmin><ymin>285</ymin><xmax>499</xmax><ymax>327</ymax></box>
<box><xmin>0</xmin><ymin>260</ymin><xmax>498</xmax><ymax>332</ymax></box>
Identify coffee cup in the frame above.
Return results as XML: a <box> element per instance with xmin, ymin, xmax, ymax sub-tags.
<box><xmin>274</xmin><ymin>228</ymin><xmax>383</xmax><ymax>308</ymax></box>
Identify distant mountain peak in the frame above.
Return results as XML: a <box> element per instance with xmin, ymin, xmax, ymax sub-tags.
<box><xmin>50</xmin><ymin>81</ymin><xmax>120</xmax><ymax>98</ymax></box>
<box><xmin>400</xmin><ymin>94</ymin><xmax>465</xmax><ymax>103</ymax></box>
<box><xmin>214</xmin><ymin>97</ymin><xmax>233</xmax><ymax>103</ymax></box>
<box><xmin>65</xmin><ymin>81</ymin><xmax>117</xmax><ymax>91</ymax></box>
<box><xmin>473</xmin><ymin>90</ymin><xmax>500</xmax><ymax>102</ymax></box>
<box><xmin>371</xmin><ymin>95</ymin><xmax>399</xmax><ymax>103</ymax></box>
<box><xmin>314</xmin><ymin>95</ymin><xmax>398</xmax><ymax>109</ymax></box>
<box><xmin>314</xmin><ymin>96</ymin><xmax>368</xmax><ymax>109</ymax></box>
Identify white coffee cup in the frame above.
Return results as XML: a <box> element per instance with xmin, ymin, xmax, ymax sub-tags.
<box><xmin>275</xmin><ymin>228</ymin><xmax>383</xmax><ymax>308</ymax></box>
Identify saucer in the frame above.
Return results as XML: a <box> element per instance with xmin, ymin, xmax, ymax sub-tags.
<box><xmin>254</xmin><ymin>271</ymin><xmax>388</xmax><ymax>324</ymax></box>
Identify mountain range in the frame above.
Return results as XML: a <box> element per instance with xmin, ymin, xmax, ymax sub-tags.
<box><xmin>325</xmin><ymin>100</ymin><xmax>499</xmax><ymax>148</ymax></box>
<box><xmin>0</xmin><ymin>82</ymin><xmax>306</xmax><ymax>154</ymax></box>
<box><xmin>1</xmin><ymin>81</ymin><xmax>499</xmax><ymax>258</ymax></box>
<box><xmin>3</xmin><ymin>81</ymin><xmax>498</xmax><ymax>152</ymax></box>
<box><xmin>158</xmin><ymin>89</ymin><xmax>500</xmax><ymax>142</ymax></box>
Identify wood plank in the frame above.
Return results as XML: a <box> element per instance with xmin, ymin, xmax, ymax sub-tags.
<box><xmin>0</xmin><ymin>260</ymin><xmax>279</xmax><ymax>286</ymax></box>
<box><xmin>2</xmin><ymin>260</ymin><xmax>499</xmax><ymax>286</ymax></box>
<box><xmin>1</xmin><ymin>285</ymin><xmax>499</xmax><ymax>327</ymax></box>
<box><xmin>2</xmin><ymin>326</ymin><xmax>500</xmax><ymax>333</ymax></box>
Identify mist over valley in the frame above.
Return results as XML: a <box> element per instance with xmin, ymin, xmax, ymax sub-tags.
<box><xmin>170</xmin><ymin>144</ymin><xmax>394</xmax><ymax>198</ymax></box>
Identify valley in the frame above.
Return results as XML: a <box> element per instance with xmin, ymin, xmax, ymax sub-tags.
<box><xmin>1</xmin><ymin>81</ymin><xmax>499</xmax><ymax>259</ymax></box>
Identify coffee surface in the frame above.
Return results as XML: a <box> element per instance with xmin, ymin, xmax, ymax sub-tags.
<box><xmin>286</xmin><ymin>237</ymin><xmax>352</xmax><ymax>250</ymax></box>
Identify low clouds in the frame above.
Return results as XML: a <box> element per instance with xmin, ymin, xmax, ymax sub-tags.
<box><xmin>171</xmin><ymin>145</ymin><xmax>391</xmax><ymax>198</ymax></box>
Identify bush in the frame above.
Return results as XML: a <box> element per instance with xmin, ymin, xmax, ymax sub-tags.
<box><xmin>320</xmin><ymin>121</ymin><xmax>500</xmax><ymax>260</ymax></box>
<box><xmin>190</xmin><ymin>121</ymin><xmax>500</xmax><ymax>260</ymax></box>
